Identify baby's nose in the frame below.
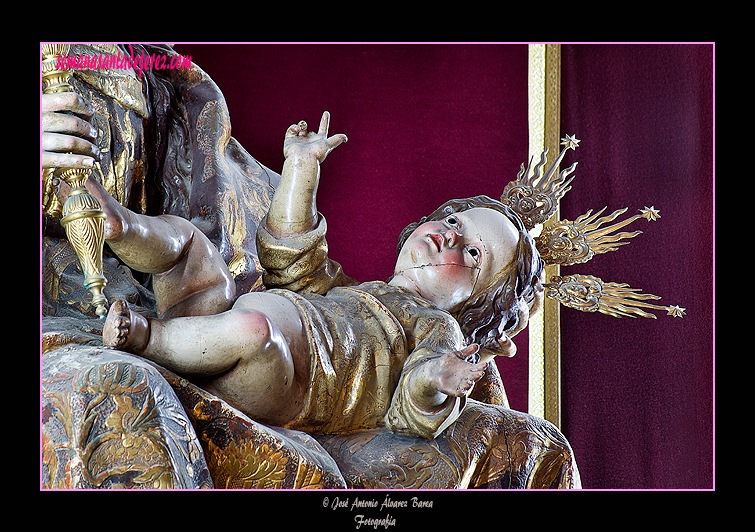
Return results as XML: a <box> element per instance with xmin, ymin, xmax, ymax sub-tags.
<box><xmin>444</xmin><ymin>229</ymin><xmax>462</xmax><ymax>247</ymax></box>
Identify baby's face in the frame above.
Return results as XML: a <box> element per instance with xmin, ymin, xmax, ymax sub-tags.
<box><xmin>392</xmin><ymin>207</ymin><xmax>520</xmax><ymax>312</ymax></box>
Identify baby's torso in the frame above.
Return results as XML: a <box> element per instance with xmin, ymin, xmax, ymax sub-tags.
<box><xmin>273</xmin><ymin>281</ymin><xmax>465</xmax><ymax>434</ymax></box>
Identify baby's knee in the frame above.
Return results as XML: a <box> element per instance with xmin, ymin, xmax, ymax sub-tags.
<box><xmin>232</xmin><ymin>309</ymin><xmax>273</xmax><ymax>345</ymax></box>
<box><xmin>231</xmin><ymin>309</ymin><xmax>290</xmax><ymax>363</ymax></box>
<box><xmin>229</xmin><ymin>308</ymin><xmax>296</xmax><ymax>395</ymax></box>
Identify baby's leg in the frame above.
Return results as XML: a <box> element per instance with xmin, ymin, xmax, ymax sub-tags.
<box><xmin>88</xmin><ymin>176</ymin><xmax>235</xmax><ymax>318</ymax></box>
<box><xmin>143</xmin><ymin>215</ymin><xmax>236</xmax><ymax>319</ymax></box>
<box><xmin>103</xmin><ymin>293</ymin><xmax>309</xmax><ymax>426</ymax></box>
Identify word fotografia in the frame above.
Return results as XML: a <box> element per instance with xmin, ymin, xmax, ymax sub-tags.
<box><xmin>54</xmin><ymin>45</ymin><xmax>192</xmax><ymax>79</ymax></box>
<box><xmin>354</xmin><ymin>514</ymin><xmax>397</xmax><ymax>530</ymax></box>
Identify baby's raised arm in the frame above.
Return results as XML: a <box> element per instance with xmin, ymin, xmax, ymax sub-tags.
<box><xmin>265</xmin><ymin>111</ymin><xmax>347</xmax><ymax>239</ymax></box>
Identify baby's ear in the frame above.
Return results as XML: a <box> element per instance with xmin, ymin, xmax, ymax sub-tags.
<box><xmin>396</xmin><ymin>222</ymin><xmax>419</xmax><ymax>256</ymax></box>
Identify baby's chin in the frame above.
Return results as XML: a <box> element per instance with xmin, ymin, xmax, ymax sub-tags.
<box><xmin>412</xmin><ymin>273</ymin><xmax>475</xmax><ymax>311</ymax></box>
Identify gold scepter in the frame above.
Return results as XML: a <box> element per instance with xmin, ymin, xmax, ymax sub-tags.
<box><xmin>42</xmin><ymin>43</ymin><xmax>108</xmax><ymax>319</ymax></box>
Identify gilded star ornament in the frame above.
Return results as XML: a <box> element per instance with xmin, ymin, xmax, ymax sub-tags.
<box><xmin>666</xmin><ymin>305</ymin><xmax>686</xmax><ymax>318</ymax></box>
<box><xmin>640</xmin><ymin>206</ymin><xmax>661</xmax><ymax>221</ymax></box>
<box><xmin>561</xmin><ymin>134</ymin><xmax>580</xmax><ymax>151</ymax></box>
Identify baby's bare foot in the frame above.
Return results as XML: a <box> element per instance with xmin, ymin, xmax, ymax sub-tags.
<box><xmin>103</xmin><ymin>299</ymin><xmax>148</xmax><ymax>353</ymax></box>
<box><xmin>103</xmin><ymin>299</ymin><xmax>132</xmax><ymax>348</ymax></box>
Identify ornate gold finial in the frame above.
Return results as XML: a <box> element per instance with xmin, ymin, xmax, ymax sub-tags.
<box><xmin>500</xmin><ymin>135</ymin><xmax>580</xmax><ymax>230</ymax></box>
<box><xmin>42</xmin><ymin>44</ymin><xmax>73</xmax><ymax>93</ymax></box>
<box><xmin>536</xmin><ymin>207</ymin><xmax>656</xmax><ymax>267</ymax></box>
<box><xmin>42</xmin><ymin>43</ymin><xmax>109</xmax><ymax>319</ymax></box>
<box><xmin>544</xmin><ymin>274</ymin><xmax>686</xmax><ymax>319</ymax></box>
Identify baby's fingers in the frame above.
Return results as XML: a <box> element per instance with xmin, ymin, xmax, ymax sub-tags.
<box><xmin>285</xmin><ymin>124</ymin><xmax>299</xmax><ymax>137</ymax></box>
<box><xmin>496</xmin><ymin>335</ymin><xmax>517</xmax><ymax>358</ymax></box>
<box><xmin>455</xmin><ymin>369</ymin><xmax>484</xmax><ymax>394</ymax></box>
<box><xmin>326</xmin><ymin>133</ymin><xmax>348</xmax><ymax>150</ymax></box>
<box><xmin>285</xmin><ymin>121</ymin><xmax>307</xmax><ymax>138</ymax></box>
<box><xmin>318</xmin><ymin>111</ymin><xmax>331</xmax><ymax>136</ymax></box>
<box><xmin>454</xmin><ymin>343</ymin><xmax>480</xmax><ymax>364</ymax></box>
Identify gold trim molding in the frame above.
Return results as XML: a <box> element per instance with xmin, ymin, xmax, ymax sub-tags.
<box><xmin>527</xmin><ymin>44</ymin><xmax>562</xmax><ymax>427</ymax></box>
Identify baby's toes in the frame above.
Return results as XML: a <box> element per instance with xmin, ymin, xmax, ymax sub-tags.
<box><xmin>103</xmin><ymin>299</ymin><xmax>131</xmax><ymax>348</ymax></box>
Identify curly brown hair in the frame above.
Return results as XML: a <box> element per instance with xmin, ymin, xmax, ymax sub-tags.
<box><xmin>395</xmin><ymin>195</ymin><xmax>544</xmax><ymax>352</ymax></box>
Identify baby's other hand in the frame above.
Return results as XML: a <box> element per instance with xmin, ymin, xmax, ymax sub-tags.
<box><xmin>432</xmin><ymin>344</ymin><xmax>487</xmax><ymax>397</ymax></box>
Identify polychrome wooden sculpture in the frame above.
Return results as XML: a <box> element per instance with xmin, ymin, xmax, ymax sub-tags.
<box><xmin>100</xmin><ymin>111</ymin><xmax>682</xmax><ymax>442</ymax></box>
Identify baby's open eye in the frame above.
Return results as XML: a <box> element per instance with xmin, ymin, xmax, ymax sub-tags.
<box><xmin>466</xmin><ymin>247</ymin><xmax>480</xmax><ymax>263</ymax></box>
<box><xmin>446</xmin><ymin>216</ymin><xmax>459</xmax><ymax>227</ymax></box>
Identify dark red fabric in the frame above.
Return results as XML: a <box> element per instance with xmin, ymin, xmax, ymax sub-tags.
<box><xmin>175</xmin><ymin>43</ymin><xmax>532</xmax><ymax>412</ymax></box>
<box><xmin>174</xmin><ymin>44</ymin><xmax>714</xmax><ymax>489</ymax></box>
<box><xmin>560</xmin><ymin>44</ymin><xmax>714</xmax><ymax>488</ymax></box>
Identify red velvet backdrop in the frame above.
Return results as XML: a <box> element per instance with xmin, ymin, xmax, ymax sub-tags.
<box><xmin>559</xmin><ymin>44</ymin><xmax>714</xmax><ymax>489</ymax></box>
<box><xmin>174</xmin><ymin>43</ymin><xmax>714</xmax><ymax>489</ymax></box>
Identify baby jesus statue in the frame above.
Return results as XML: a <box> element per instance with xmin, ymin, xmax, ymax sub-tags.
<box><xmin>101</xmin><ymin>111</ymin><xmax>544</xmax><ymax>439</ymax></box>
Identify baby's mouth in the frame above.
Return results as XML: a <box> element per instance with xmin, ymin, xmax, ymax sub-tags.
<box><xmin>428</xmin><ymin>233</ymin><xmax>443</xmax><ymax>252</ymax></box>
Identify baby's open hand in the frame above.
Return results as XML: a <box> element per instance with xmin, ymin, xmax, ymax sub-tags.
<box><xmin>432</xmin><ymin>344</ymin><xmax>487</xmax><ymax>397</ymax></box>
<box><xmin>283</xmin><ymin>111</ymin><xmax>347</xmax><ymax>163</ymax></box>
